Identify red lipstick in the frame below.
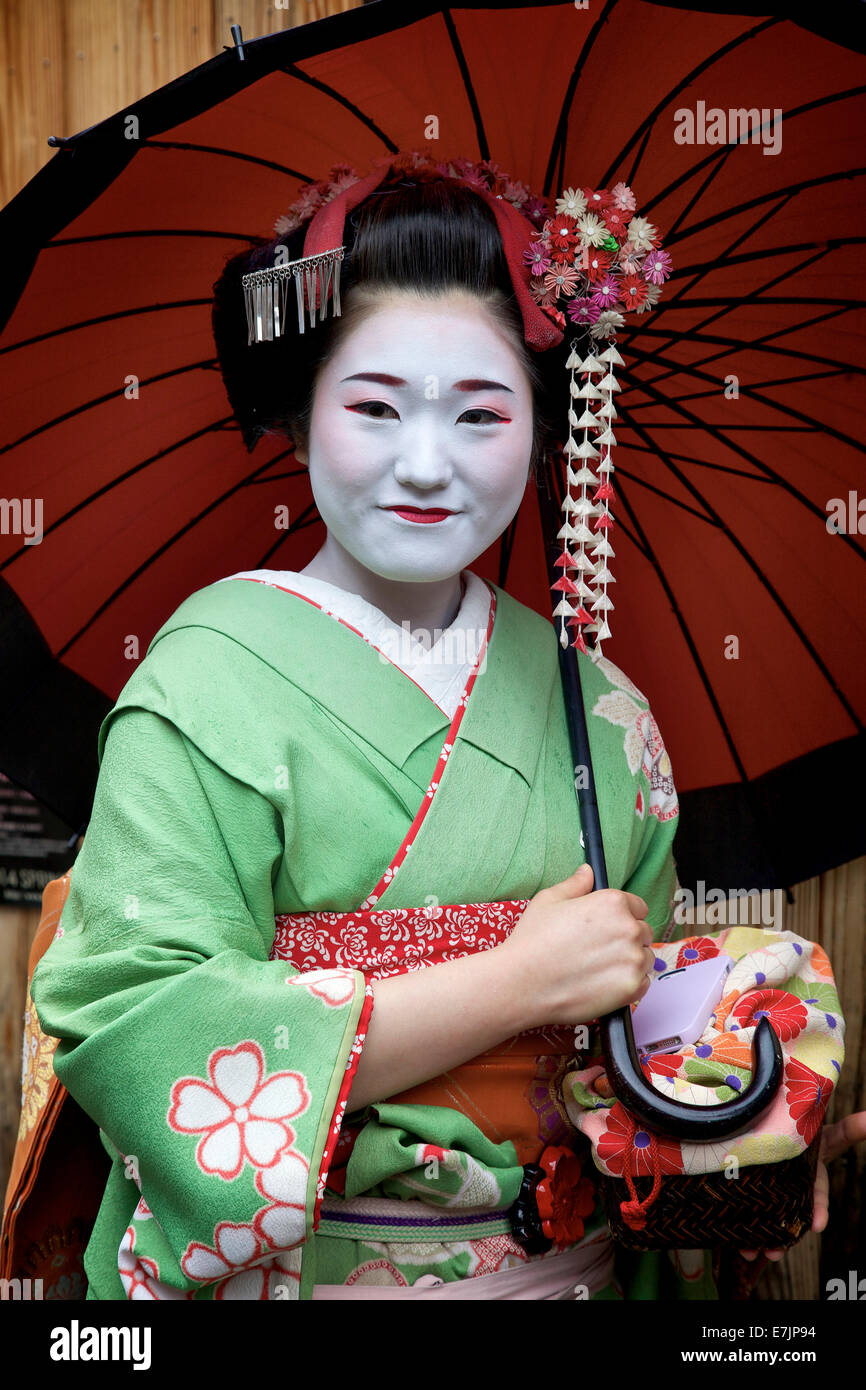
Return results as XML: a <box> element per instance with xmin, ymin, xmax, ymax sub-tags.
<box><xmin>385</xmin><ymin>506</ymin><xmax>456</xmax><ymax>524</ymax></box>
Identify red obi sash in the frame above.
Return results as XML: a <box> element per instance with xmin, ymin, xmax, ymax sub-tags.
<box><xmin>270</xmin><ymin>898</ymin><xmax>582</xmax><ymax>1174</ymax></box>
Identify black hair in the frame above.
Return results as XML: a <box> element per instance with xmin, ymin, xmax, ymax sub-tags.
<box><xmin>211</xmin><ymin>179</ymin><xmax>570</xmax><ymax>478</ymax></box>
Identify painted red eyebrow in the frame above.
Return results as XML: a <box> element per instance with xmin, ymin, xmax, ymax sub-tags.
<box><xmin>340</xmin><ymin>372</ymin><xmax>514</xmax><ymax>394</ymax></box>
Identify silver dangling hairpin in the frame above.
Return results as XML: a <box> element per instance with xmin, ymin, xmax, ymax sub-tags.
<box><xmin>242</xmin><ymin>247</ymin><xmax>345</xmax><ymax>343</ymax></box>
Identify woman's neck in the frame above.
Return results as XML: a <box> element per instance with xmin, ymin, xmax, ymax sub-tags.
<box><xmin>299</xmin><ymin>543</ymin><xmax>466</xmax><ymax>643</ymax></box>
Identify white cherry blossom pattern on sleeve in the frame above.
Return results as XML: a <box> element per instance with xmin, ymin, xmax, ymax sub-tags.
<box><xmin>590</xmin><ymin>657</ymin><xmax>678</xmax><ymax>822</ymax></box>
<box><xmin>119</xmin><ymin>1225</ymin><xmax>190</xmax><ymax>1301</ymax></box>
<box><xmin>285</xmin><ymin>967</ymin><xmax>356</xmax><ymax>1007</ymax></box>
<box><xmin>167</xmin><ymin>1039</ymin><xmax>310</xmax><ymax>1180</ymax></box>
<box><xmin>252</xmin><ymin>1148</ymin><xmax>310</xmax><ymax>1248</ymax></box>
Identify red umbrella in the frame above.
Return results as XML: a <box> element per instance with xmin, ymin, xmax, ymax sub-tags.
<box><xmin>1</xmin><ymin>0</ymin><xmax>864</xmax><ymax>897</ymax></box>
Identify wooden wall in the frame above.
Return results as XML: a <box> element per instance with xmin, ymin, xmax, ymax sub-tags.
<box><xmin>1</xmin><ymin>0</ymin><xmax>863</xmax><ymax>1302</ymax></box>
<box><xmin>1</xmin><ymin>0</ymin><xmax>361</xmax><ymax>209</ymax></box>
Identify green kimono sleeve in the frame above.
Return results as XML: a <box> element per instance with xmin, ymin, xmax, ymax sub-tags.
<box><xmin>30</xmin><ymin>706</ymin><xmax>373</xmax><ymax>1301</ymax></box>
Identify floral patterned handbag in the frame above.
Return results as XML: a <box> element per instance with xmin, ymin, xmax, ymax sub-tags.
<box><xmin>563</xmin><ymin>924</ymin><xmax>843</xmax><ymax>1249</ymax></box>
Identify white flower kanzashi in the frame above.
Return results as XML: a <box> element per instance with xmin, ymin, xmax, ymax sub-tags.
<box><xmin>576</xmin><ymin>211</ymin><xmax>609</xmax><ymax>248</ymax></box>
<box><xmin>634</xmin><ymin>282</ymin><xmax>663</xmax><ymax>314</ymax></box>
<box><xmin>556</xmin><ymin>186</ymin><xmax>587</xmax><ymax>218</ymax></box>
<box><xmin>625</xmin><ymin>215</ymin><xmax>658</xmax><ymax>252</ymax></box>
<box><xmin>589</xmin><ymin>310</ymin><xmax>625</xmax><ymax>340</ymax></box>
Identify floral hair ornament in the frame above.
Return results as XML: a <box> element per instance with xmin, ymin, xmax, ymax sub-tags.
<box><xmin>530</xmin><ymin>185</ymin><xmax>673</xmax><ymax>659</ymax></box>
<box><xmin>241</xmin><ymin>155</ymin><xmax>673</xmax><ymax>660</ymax></box>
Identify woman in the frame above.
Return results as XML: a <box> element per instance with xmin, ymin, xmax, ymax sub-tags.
<box><xmin>27</xmin><ymin>162</ymin><xmax>726</xmax><ymax>1300</ymax></box>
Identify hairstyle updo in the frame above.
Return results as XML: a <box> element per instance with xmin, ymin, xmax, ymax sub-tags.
<box><xmin>211</xmin><ymin>179</ymin><xmax>569</xmax><ymax>478</ymax></box>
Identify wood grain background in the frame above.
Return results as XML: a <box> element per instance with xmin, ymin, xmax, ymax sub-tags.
<box><xmin>1</xmin><ymin>0</ymin><xmax>863</xmax><ymax>1302</ymax></box>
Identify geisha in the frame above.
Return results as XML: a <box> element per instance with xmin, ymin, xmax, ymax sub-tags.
<box><xmin>24</xmin><ymin>154</ymin><xmax>849</xmax><ymax>1301</ymax></box>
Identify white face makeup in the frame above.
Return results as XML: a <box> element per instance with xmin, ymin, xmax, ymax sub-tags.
<box><xmin>299</xmin><ymin>290</ymin><xmax>535</xmax><ymax>587</ymax></box>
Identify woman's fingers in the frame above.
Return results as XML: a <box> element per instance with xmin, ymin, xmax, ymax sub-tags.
<box><xmin>820</xmin><ymin>1110</ymin><xmax>866</xmax><ymax>1164</ymax></box>
<box><xmin>811</xmin><ymin>1158</ymin><xmax>830</xmax><ymax>1234</ymax></box>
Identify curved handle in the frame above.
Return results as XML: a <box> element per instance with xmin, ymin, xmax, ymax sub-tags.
<box><xmin>600</xmin><ymin>1009</ymin><xmax>784</xmax><ymax>1141</ymax></box>
<box><xmin>536</xmin><ymin>465</ymin><xmax>785</xmax><ymax>1141</ymax></box>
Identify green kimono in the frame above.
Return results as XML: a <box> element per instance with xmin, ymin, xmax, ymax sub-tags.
<box><xmin>30</xmin><ymin>574</ymin><xmax>717</xmax><ymax>1300</ymax></box>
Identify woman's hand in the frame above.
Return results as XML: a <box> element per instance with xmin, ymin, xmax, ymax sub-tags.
<box><xmin>739</xmin><ymin>1109</ymin><xmax>866</xmax><ymax>1263</ymax></box>
<box><xmin>499</xmin><ymin>863</ymin><xmax>655</xmax><ymax>1030</ymax></box>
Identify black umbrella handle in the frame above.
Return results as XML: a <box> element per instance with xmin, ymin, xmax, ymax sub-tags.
<box><xmin>539</xmin><ymin>461</ymin><xmax>783</xmax><ymax>1141</ymax></box>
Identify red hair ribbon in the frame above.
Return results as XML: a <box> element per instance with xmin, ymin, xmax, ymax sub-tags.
<box><xmin>301</xmin><ymin>155</ymin><xmax>564</xmax><ymax>353</ymax></box>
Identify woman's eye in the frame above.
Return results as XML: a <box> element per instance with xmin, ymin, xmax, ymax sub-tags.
<box><xmin>346</xmin><ymin>401</ymin><xmax>399</xmax><ymax>419</ymax></box>
<box><xmin>458</xmin><ymin>408</ymin><xmax>509</xmax><ymax>425</ymax></box>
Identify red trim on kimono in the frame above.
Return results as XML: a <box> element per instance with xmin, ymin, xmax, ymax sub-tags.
<box><xmin>312</xmin><ymin>983</ymin><xmax>374</xmax><ymax>1231</ymax></box>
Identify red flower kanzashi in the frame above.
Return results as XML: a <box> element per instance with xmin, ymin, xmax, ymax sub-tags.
<box><xmin>533</xmin><ymin>1144</ymin><xmax>597</xmax><ymax>1248</ymax></box>
<box><xmin>785</xmin><ymin>1057</ymin><xmax>833</xmax><ymax>1146</ymax></box>
<box><xmin>168</xmin><ymin>1040</ymin><xmax>310</xmax><ymax>1181</ymax></box>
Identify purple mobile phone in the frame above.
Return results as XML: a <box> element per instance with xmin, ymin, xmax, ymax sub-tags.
<box><xmin>631</xmin><ymin>954</ymin><xmax>735</xmax><ymax>1057</ymax></box>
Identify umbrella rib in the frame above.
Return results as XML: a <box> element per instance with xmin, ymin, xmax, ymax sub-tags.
<box><xmin>639</xmin><ymin>313</ymin><xmax>859</xmax><ymax>391</ymax></box>
<box><xmin>441</xmin><ymin>9</ymin><xmax>489</xmax><ymax>160</ymax></box>
<box><xmin>660</xmin><ymin>162</ymin><xmax>866</xmax><ymax>247</ymax></box>
<box><xmin>597</xmin><ymin>16</ymin><xmax>782</xmax><ymax>188</ymax></box>
<box><xmin>612</xmin><ymin>474</ymin><xmax>750</xmax><ymax>782</ymax></box>
<box><xmin>0</xmin><ymin>300</ymin><xmax>214</xmax><ymax>358</ymax></box>
<box><xmin>1</xmin><ymin>356</ymin><xmax>220</xmax><ymax>454</ymax></box>
<box><xmin>276</xmin><ymin>63</ymin><xmax>400</xmax><ymax>153</ymax></box>
<box><xmin>648</xmin><ymin>233</ymin><xmax>866</xmax><ymax>362</ymax></box>
<box><xmin>616</xmin><ymin>399</ymin><xmax>864</xmax><ymax>732</ymax></box>
<box><xmin>252</xmin><ymin>500</ymin><xmax>321</xmax><ymax>569</ymax></box>
<box><xmin>543</xmin><ymin>0</ymin><xmax>618</xmax><ymax>195</ymax></box>
<box><xmin>55</xmin><ymin>447</ymin><xmax>297</xmax><ymax>659</ymax></box>
<box><xmin>612</xmin><ymin>467</ymin><xmax>723</xmax><ymax>525</ymax></box>
<box><xmin>141</xmin><ymin>140</ymin><xmax>317</xmax><ymax>182</ymax></box>
<box><xmin>650</xmin><ymin>293</ymin><xmax>866</xmax><ymax>314</ymax></box>
<box><xmin>640</xmin><ymin>89</ymin><xmax>866</xmax><ymax>224</ymax></box>
<box><xmin>619</xmin><ymin>329</ymin><xmax>866</xmax><ymax>444</ymax></box>
<box><xmin>659</xmin><ymin>236</ymin><xmax>866</xmax><ymax>300</ymax></box>
<box><xmin>0</xmin><ymin>416</ymin><xmax>237</xmax><ymax>571</ymax></box>
<box><xmin>663</xmin><ymin>150</ymin><xmax>732</xmax><ymax>243</ymax></box>
<box><xmin>47</xmin><ymin>229</ymin><xmax>266</xmax><ymax>248</ymax></box>
<box><xmin>626</xmin><ymin>366</ymin><xmax>853</xmax><ymax>409</ymax></box>
<box><xmin>620</xmin><ymin>442</ymin><xmax>777</xmax><ymax>484</ymax></box>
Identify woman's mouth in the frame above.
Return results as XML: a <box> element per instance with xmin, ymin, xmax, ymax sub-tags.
<box><xmin>384</xmin><ymin>506</ymin><xmax>457</xmax><ymax>524</ymax></box>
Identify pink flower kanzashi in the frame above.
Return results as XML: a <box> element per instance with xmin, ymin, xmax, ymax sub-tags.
<box><xmin>643</xmin><ymin>247</ymin><xmax>673</xmax><ymax>285</ymax></box>
<box><xmin>591</xmin><ymin>277</ymin><xmax>622</xmax><ymax>309</ymax></box>
<box><xmin>524</xmin><ymin>241</ymin><xmax>551</xmax><ymax>275</ymax></box>
<box><xmin>543</xmin><ymin>264</ymin><xmax>580</xmax><ymax>298</ymax></box>
<box><xmin>610</xmin><ymin>181</ymin><xmax>637</xmax><ymax>213</ymax></box>
<box><xmin>167</xmin><ymin>1040</ymin><xmax>310</xmax><ymax>1181</ymax></box>
<box><xmin>566</xmin><ymin>296</ymin><xmax>602</xmax><ymax>326</ymax></box>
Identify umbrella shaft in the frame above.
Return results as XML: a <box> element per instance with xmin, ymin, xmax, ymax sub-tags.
<box><xmin>537</xmin><ymin>466</ymin><xmax>609</xmax><ymax>890</ymax></box>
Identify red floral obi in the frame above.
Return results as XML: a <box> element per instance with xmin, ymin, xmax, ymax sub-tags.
<box><xmin>270</xmin><ymin>899</ymin><xmax>582</xmax><ymax>1169</ymax></box>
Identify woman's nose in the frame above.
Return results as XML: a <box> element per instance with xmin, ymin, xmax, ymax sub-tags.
<box><xmin>392</xmin><ymin>422</ymin><xmax>453</xmax><ymax>489</ymax></box>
